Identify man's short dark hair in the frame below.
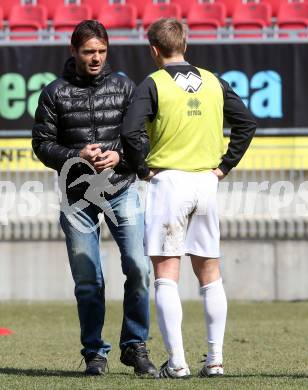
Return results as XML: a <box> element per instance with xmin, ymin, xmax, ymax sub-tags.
<box><xmin>71</xmin><ymin>20</ymin><xmax>109</xmax><ymax>50</ymax></box>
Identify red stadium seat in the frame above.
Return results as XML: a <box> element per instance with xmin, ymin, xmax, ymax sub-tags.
<box><xmin>38</xmin><ymin>0</ymin><xmax>66</xmax><ymax>20</ymax></box>
<box><xmin>9</xmin><ymin>4</ymin><xmax>48</xmax><ymax>40</ymax></box>
<box><xmin>53</xmin><ymin>4</ymin><xmax>92</xmax><ymax>34</ymax></box>
<box><xmin>171</xmin><ymin>0</ymin><xmax>199</xmax><ymax>18</ymax></box>
<box><xmin>233</xmin><ymin>2</ymin><xmax>272</xmax><ymax>38</ymax></box>
<box><xmin>98</xmin><ymin>4</ymin><xmax>137</xmax><ymax>29</ymax></box>
<box><xmin>260</xmin><ymin>0</ymin><xmax>288</xmax><ymax>18</ymax></box>
<box><xmin>216</xmin><ymin>0</ymin><xmax>243</xmax><ymax>18</ymax></box>
<box><xmin>187</xmin><ymin>2</ymin><xmax>226</xmax><ymax>39</ymax></box>
<box><xmin>81</xmin><ymin>0</ymin><xmax>109</xmax><ymax>19</ymax></box>
<box><xmin>143</xmin><ymin>3</ymin><xmax>182</xmax><ymax>29</ymax></box>
<box><xmin>277</xmin><ymin>2</ymin><xmax>308</xmax><ymax>37</ymax></box>
<box><xmin>0</xmin><ymin>6</ymin><xmax>3</xmax><ymax>29</ymax></box>
<box><xmin>126</xmin><ymin>0</ymin><xmax>153</xmax><ymax>19</ymax></box>
<box><xmin>1</xmin><ymin>0</ymin><xmax>20</xmax><ymax>20</ymax></box>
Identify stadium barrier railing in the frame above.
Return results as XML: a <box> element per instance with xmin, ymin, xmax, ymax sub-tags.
<box><xmin>1</xmin><ymin>142</ymin><xmax>308</xmax><ymax>240</ymax></box>
<box><xmin>0</xmin><ymin>27</ymin><xmax>308</xmax><ymax>44</ymax></box>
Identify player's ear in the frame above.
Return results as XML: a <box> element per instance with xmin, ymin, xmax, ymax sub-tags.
<box><xmin>150</xmin><ymin>45</ymin><xmax>159</xmax><ymax>58</ymax></box>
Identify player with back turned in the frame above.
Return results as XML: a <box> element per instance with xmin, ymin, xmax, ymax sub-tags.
<box><xmin>121</xmin><ymin>18</ymin><xmax>256</xmax><ymax>378</ymax></box>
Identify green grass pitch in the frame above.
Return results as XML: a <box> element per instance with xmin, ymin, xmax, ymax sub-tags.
<box><xmin>0</xmin><ymin>301</ymin><xmax>307</xmax><ymax>389</ymax></box>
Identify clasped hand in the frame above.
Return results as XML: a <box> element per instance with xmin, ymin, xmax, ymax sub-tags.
<box><xmin>79</xmin><ymin>143</ymin><xmax>120</xmax><ymax>173</ymax></box>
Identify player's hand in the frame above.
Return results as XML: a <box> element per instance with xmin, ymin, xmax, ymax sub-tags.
<box><xmin>79</xmin><ymin>143</ymin><xmax>102</xmax><ymax>164</ymax></box>
<box><xmin>211</xmin><ymin>168</ymin><xmax>225</xmax><ymax>180</ymax></box>
<box><xmin>93</xmin><ymin>150</ymin><xmax>120</xmax><ymax>173</ymax></box>
<box><xmin>143</xmin><ymin>169</ymin><xmax>158</xmax><ymax>181</ymax></box>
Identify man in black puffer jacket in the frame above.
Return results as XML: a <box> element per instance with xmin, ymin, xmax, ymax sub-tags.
<box><xmin>32</xmin><ymin>20</ymin><xmax>157</xmax><ymax>377</ymax></box>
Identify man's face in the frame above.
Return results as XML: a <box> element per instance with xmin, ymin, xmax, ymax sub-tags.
<box><xmin>72</xmin><ymin>37</ymin><xmax>107</xmax><ymax>76</ymax></box>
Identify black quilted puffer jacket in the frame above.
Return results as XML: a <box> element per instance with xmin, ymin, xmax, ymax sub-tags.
<box><xmin>32</xmin><ymin>57</ymin><xmax>148</xmax><ymax>200</ymax></box>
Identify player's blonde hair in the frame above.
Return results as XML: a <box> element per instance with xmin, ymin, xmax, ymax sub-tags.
<box><xmin>147</xmin><ymin>18</ymin><xmax>187</xmax><ymax>58</ymax></box>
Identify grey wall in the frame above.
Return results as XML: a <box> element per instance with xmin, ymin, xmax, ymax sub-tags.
<box><xmin>1</xmin><ymin>239</ymin><xmax>307</xmax><ymax>301</ymax></box>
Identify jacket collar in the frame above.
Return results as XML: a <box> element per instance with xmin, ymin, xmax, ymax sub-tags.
<box><xmin>62</xmin><ymin>57</ymin><xmax>112</xmax><ymax>87</ymax></box>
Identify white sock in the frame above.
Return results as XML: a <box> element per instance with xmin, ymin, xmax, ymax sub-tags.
<box><xmin>154</xmin><ymin>278</ymin><xmax>187</xmax><ymax>368</ymax></box>
<box><xmin>200</xmin><ymin>278</ymin><xmax>227</xmax><ymax>364</ymax></box>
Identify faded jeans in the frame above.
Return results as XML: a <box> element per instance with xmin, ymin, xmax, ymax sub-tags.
<box><xmin>60</xmin><ymin>185</ymin><xmax>150</xmax><ymax>357</ymax></box>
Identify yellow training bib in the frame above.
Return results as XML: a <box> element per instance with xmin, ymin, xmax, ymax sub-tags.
<box><xmin>146</xmin><ymin>68</ymin><xmax>224</xmax><ymax>171</ymax></box>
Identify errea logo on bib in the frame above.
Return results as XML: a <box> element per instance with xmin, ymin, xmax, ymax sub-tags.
<box><xmin>174</xmin><ymin>72</ymin><xmax>202</xmax><ymax>93</ymax></box>
<box><xmin>187</xmin><ymin>97</ymin><xmax>202</xmax><ymax>116</ymax></box>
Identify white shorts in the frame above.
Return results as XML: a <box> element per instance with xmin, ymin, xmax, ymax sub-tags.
<box><xmin>144</xmin><ymin>170</ymin><xmax>220</xmax><ymax>258</ymax></box>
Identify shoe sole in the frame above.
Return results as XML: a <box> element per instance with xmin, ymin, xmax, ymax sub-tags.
<box><xmin>159</xmin><ymin>364</ymin><xmax>191</xmax><ymax>379</ymax></box>
<box><xmin>135</xmin><ymin>371</ymin><xmax>159</xmax><ymax>379</ymax></box>
<box><xmin>159</xmin><ymin>369</ymin><xmax>191</xmax><ymax>380</ymax></box>
<box><xmin>121</xmin><ymin>362</ymin><xmax>158</xmax><ymax>378</ymax></box>
<box><xmin>199</xmin><ymin>360</ymin><xmax>224</xmax><ymax>377</ymax></box>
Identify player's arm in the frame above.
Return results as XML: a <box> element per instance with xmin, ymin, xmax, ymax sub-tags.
<box><xmin>32</xmin><ymin>87</ymin><xmax>80</xmax><ymax>172</ymax></box>
<box><xmin>100</xmin><ymin>77</ymin><xmax>149</xmax><ymax>174</ymax></box>
<box><xmin>218</xmin><ymin>78</ymin><xmax>257</xmax><ymax>175</ymax></box>
<box><xmin>121</xmin><ymin>77</ymin><xmax>158</xmax><ymax>179</ymax></box>
<box><xmin>94</xmin><ymin>78</ymin><xmax>138</xmax><ymax>173</ymax></box>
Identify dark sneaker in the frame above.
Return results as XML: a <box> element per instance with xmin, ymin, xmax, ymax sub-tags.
<box><xmin>84</xmin><ymin>352</ymin><xmax>107</xmax><ymax>376</ymax></box>
<box><xmin>120</xmin><ymin>342</ymin><xmax>158</xmax><ymax>377</ymax></box>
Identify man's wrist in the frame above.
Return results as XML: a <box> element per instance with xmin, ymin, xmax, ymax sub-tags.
<box><xmin>72</xmin><ymin>149</ymin><xmax>82</xmax><ymax>158</ymax></box>
<box><xmin>218</xmin><ymin>162</ymin><xmax>232</xmax><ymax>175</ymax></box>
<box><xmin>137</xmin><ymin>165</ymin><xmax>150</xmax><ymax>179</ymax></box>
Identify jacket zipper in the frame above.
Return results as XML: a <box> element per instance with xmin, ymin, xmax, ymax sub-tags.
<box><xmin>88</xmin><ymin>87</ymin><xmax>96</xmax><ymax>143</ymax></box>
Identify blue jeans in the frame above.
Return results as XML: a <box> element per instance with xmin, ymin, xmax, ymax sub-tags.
<box><xmin>60</xmin><ymin>186</ymin><xmax>150</xmax><ymax>358</ymax></box>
